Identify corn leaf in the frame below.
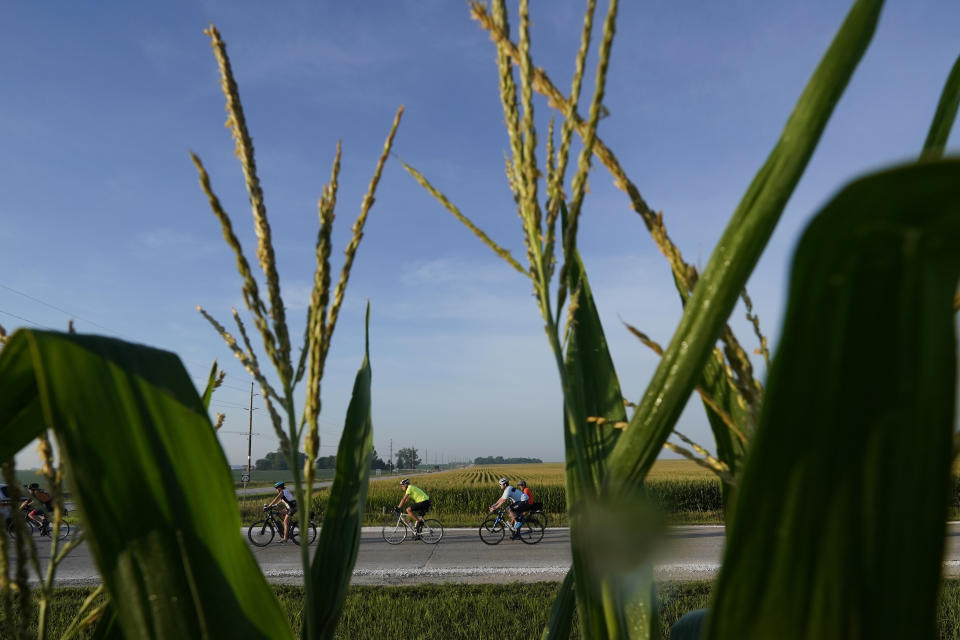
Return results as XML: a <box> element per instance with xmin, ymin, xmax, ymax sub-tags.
<box><xmin>540</xmin><ymin>568</ymin><xmax>577</xmax><ymax>640</ymax></box>
<box><xmin>697</xmin><ymin>353</ymin><xmax>750</xmax><ymax>512</ymax></box>
<box><xmin>706</xmin><ymin>159</ymin><xmax>960</xmax><ymax>639</ymax></box>
<box><xmin>562</xmin><ymin>252</ymin><xmax>658</xmax><ymax>639</ymax></box>
<box><xmin>564</xmin><ymin>253</ymin><xmax>624</xmax><ymax>487</ymax></box>
<box><xmin>88</xmin><ymin>607</ymin><xmax>122</xmax><ymax>640</ymax></box>
<box><xmin>200</xmin><ymin>360</ymin><xmax>221</xmax><ymax>410</ymax></box>
<box><xmin>0</xmin><ymin>330</ymin><xmax>293</xmax><ymax>640</ymax></box>
<box><xmin>665</xmin><ymin>270</ymin><xmax>750</xmax><ymax>503</ymax></box>
<box><xmin>605</xmin><ymin>0</ymin><xmax>885</xmax><ymax>491</ymax></box>
<box><xmin>308</xmin><ymin>304</ymin><xmax>374</xmax><ymax>639</ymax></box>
<box><xmin>922</xmin><ymin>52</ymin><xmax>960</xmax><ymax>158</ymax></box>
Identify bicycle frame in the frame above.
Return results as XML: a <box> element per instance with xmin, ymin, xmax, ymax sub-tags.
<box><xmin>479</xmin><ymin>506</ymin><xmax>543</xmax><ymax>545</ymax></box>
<box><xmin>381</xmin><ymin>508</ymin><xmax>443</xmax><ymax>545</ymax></box>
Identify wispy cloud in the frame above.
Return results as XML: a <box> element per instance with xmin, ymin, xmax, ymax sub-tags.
<box><xmin>133</xmin><ymin>228</ymin><xmax>222</xmax><ymax>256</ymax></box>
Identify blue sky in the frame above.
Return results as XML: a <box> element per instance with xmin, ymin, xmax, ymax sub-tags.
<box><xmin>2</xmin><ymin>2</ymin><xmax>958</xmax><ymax>469</ymax></box>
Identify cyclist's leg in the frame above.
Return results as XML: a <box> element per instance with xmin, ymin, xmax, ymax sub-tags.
<box><xmin>417</xmin><ymin>501</ymin><xmax>432</xmax><ymax>530</ymax></box>
<box><xmin>407</xmin><ymin>502</ymin><xmax>423</xmax><ymax>527</ymax></box>
<box><xmin>285</xmin><ymin>502</ymin><xmax>298</xmax><ymax>540</ymax></box>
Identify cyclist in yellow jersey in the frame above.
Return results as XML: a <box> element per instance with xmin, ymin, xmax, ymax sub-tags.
<box><xmin>397</xmin><ymin>478</ymin><xmax>431</xmax><ymax>536</ymax></box>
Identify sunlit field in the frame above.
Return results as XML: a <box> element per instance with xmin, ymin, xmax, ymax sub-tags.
<box><xmin>300</xmin><ymin>461</ymin><xmax>724</xmax><ymax>526</ymax></box>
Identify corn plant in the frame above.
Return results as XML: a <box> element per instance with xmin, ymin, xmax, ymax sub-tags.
<box><xmin>406</xmin><ymin>1</ymin><xmax>960</xmax><ymax>638</ymax></box>
<box><xmin>191</xmin><ymin>24</ymin><xmax>401</xmax><ymax>639</ymax></box>
<box><xmin>0</xmin><ymin>24</ymin><xmax>400</xmax><ymax>640</ymax></box>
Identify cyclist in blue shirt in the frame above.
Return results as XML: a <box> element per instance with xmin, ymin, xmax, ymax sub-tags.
<box><xmin>265</xmin><ymin>481</ymin><xmax>296</xmax><ymax>543</ymax></box>
<box><xmin>488</xmin><ymin>477</ymin><xmax>529</xmax><ymax>535</ymax></box>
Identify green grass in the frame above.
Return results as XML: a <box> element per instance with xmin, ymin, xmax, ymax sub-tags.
<box><xmin>14</xmin><ymin>579</ymin><xmax>960</xmax><ymax>639</ymax></box>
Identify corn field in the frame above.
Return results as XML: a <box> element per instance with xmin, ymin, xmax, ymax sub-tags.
<box><xmin>309</xmin><ymin>463</ymin><xmax>724</xmax><ymax>520</ymax></box>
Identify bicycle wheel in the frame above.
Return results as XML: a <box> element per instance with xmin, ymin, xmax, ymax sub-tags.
<box><xmin>534</xmin><ymin>510</ymin><xmax>549</xmax><ymax>529</ymax></box>
<box><xmin>382</xmin><ymin>520</ymin><xmax>407</xmax><ymax>545</ymax></box>
<box><xmin>517</xmin><ymin>514</ymin><xmax>544</xmax><ymax>545</ymax></box>
<box><xmin>289</xmin><ymin>521</ymin><xmax>301</xmax><ymax>545</ymax></box>
<box><xmin>247</xmin><ymin>519</ymin><xmax>275</xmax><ymax>547</ymax></box>
<box><xmin>50</xmin><ymin>520</ymin><xmax>71</xmax><ymax>541</ymax></box>
<box><xmin>303</xmin><ymin>521</ymin><xmax>318</xmax><ymax>545</ymax></box>
<box><xmin>7</xmin><ymin>520</ymin><xmax>38</xmax><ymax>539</ymax></box>
<box><xmin>419</xmin><ymin>519</ymin><xmax>443</xmax><ymax>544</ymax></box>
<box><xmin>479</xmin><ymin>515</ymin><xmax>505</xmax><ymax>545</ymax></box>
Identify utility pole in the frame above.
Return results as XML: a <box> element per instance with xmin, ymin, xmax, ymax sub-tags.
<box><xmin>389</xmin><ymin>439</ymin><xmax>393</xmax><ymax>474</ymax></box>
<box><xmin>246</xmin><ymin>382</ymin><xmax>254</xmax><ymax>476</ymax></box>
<box><xmin>242</xmin><ymin>382</ymin><xmax>257</xmax><ymax>494</ymax></box>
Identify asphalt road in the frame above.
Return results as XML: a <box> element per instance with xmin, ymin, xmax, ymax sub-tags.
<box><xmin>26</xmin><ymin>523</ymin><xmax>960</xmax><ymax>586</ymax></box>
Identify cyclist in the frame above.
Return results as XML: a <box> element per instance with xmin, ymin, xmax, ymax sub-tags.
<box><xmin>518</xmin><ymin>480</ymin><xmax>533</xmax><ymax>503</ymax></box>
<box><xmin>21</xmin><ymin>483</ymin><xmax>54</xmax><ymax>531</ymax></box>
<box><xmin>265</xmin><ymin>481</ymin><xmax>296</xmax><ymax>543</ymax></box>
<box><xmin>489</xmin><ymin>477</ymin><xmax>529</xmax><ymax>535</ymax></box>
<box><xmin>397</xmin><ymin>478</ymin><xmax>431</xmax><ymax>537</ymax></box>
<box><xmin>518</xmin><ymin>480</ymin><xmax>541</xmax><ymax>514</ymax></box>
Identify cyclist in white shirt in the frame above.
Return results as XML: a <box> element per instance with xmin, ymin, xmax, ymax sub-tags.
<box><xmin>265</xmin><ymin>481</ymin><xmax>297</xmax><ymax>543</ymax></box>
<box><xmin>488</xmin><ymin>477</ymin><xmax>529</xmax><ymax>533</ymax></box>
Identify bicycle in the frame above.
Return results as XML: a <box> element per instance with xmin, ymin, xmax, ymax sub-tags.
<box><xmin>247</xmin><ymin>505</ymin><xmax>316</xmax><ymax>546</ymax></box>
<box><xmin>381</xmin><ymin>507</ymin><xmax>443</xmax><ymax>544</ymax></box>
<box><xmin>530</xmin><ymin>503</ymin><xmax>548</xmax><ymax>530</ymax></box>
<box><xmin>479</xmin><ymin>507</ymin><xmax>544</xmax><ymax>545</ymax></box>
<box><xmin>7</xmin><ymin>504</ymin><xmax>71</xmax><ymax>541</ymax></box>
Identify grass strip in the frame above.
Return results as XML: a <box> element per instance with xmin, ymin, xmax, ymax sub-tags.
<box><xmin>11</xmin><ymin>579</ymin><xmax>960</xmax><ymax>639</ymax></box>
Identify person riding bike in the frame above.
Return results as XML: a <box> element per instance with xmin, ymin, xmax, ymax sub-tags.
<box><xmin>20</xmin><ymin>483</ymin><xmax>54</xmax><ymax>530</ymax></box>
<box><xmin>518</xmin><ymin>480</ymin><xmax>533</xmax><ymax>503</ymax></box>
<box><xmin>397</xmin><ymin>478</ymin><xmax>431</xmax><ymax>537</ymax></box>
<box><xmin>265</xmin><ymin>481</ymin><xmax>296</xmax><ymax>543</ymax></box>
<box><xmin>488</xmin><ymin>477</ymin><xmax>529</xmax><ymax>535</ymax></box>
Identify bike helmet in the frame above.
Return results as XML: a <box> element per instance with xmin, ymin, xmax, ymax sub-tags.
<box><xmin>400</xmin><ymin>478</ymin><xmax>410</xmax><ymax>485</ymax></box>
<box><xmin>518</xmin><ymin>480</ymin><xmax>526</xmax><ymax>488</ymax></box>
<box><xmin>498</xmin><ymin>477</ymin><xmax>509</xmax><ymax>486</ymax></box>
<box><xmin>28</xmin><ymin>483</ymin><xmax>40</xmax><ymax>490</ymax></box>
<box><xmin>274</xmin><ymin>481</ymin><xmax>285</xmax><ymax>488</ymax></box>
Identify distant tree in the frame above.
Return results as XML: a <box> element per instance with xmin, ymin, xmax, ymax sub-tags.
<box><xmin>396</xmin><ymin>447</ymin><xmax>421</xmax><ymax>470</ymax></box>
<box><xmin>254</xmin><ymin>447</ymin><xmax>307</xmax><ymax>471</ymax></box>
<box><xmin>315</xmin><ymin>455</ymin><xmax>337</xmax><ymax>470</ymax></box>
<box><xmin>473</xmin><ymin>456</ymin><xmax>543</xmax><ymax>465</ymax></box>
<box><xmin>371</xmin><ymin>448</ymin><xmax>390</xmax><ymax>470</ymax></box>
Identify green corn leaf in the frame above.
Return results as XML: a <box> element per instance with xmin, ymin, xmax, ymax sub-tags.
<box><xmin>88</xmin><ymin>606</ymin><xmax>122</xmax><ymax>640</ymax></box>
<box><xmin>200</xmin><ymin>360</ymin><xmax>221</xmax><ymax>410</ymax></box>
<box><xmin>0</xmin><ymin>333</ymin><xmax>46</xmax><ymax>457</ymax></box>
<box><xmin>564</xmin><ymin>252</ymin><xmax>625</xmax><ymax>488</ymax></box>
<box><xmin>922</xmin><ymin>52</ymin><xmax>960</xmax><ymax>158</ymax></box>
<box><xmin>0</xmin><ymin>330</ymin><xmax>293</xmax><ymax>640</ymax></box>
<box><xmin>540</xmin><ymin>568</ymin><xmax>576</xmax><ymax>640</ymax></box>
<box><xmin>308</xmin><ymin>303</ymin><xmax>374</xmax><ymax>639</ymax></box>
<box><xmin>562</xmin><ymin>251</ymin><xmax>659</xmax><ymax>639</ymax></box>
<box><xmin>697</xmin><ymin>353</ymin><xmax>750</xmax><ymax>514</ymax></box>
<box><xmin>706</xmin><ymin>159</ymin><xmax>960</xmax><ymax>640</ymax></box>
<box><xmin>605</xmin><ymin>0</ymin><xmax>885</xmax><ymax>492</ymax></box>
<box><xmin>666</xmin><ymin>268</ymin><xmax>750</xmax><ymax>503</ymax></box>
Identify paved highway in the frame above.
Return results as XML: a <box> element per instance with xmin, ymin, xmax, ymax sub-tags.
<box><xmin>25</xmin><ymin>523</ymin><xmax>960</xmax><ymax>586</ymax></box>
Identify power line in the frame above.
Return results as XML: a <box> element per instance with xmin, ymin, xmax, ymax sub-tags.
<box><xmin>1</xmin><ymin>282</ymin><xmax>257</xmax><ymax>383</ymax></box>
<box><xmin>1</xmin><ymin>284</ymin><xmax>116</xmax><ymax>333</ymax></box>
<box><xmin>0</xmin><ymin>308</ymin><xmax>46</xmax><ymax>327</ymax></box>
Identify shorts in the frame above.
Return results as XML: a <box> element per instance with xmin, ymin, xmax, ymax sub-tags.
<box><xmin>410</xmin><ymin>500</ymin><xmax>431</xmax><ymax>515</ymax></box>
<box><xmin>282</xmin><ymin>500</ymin><xmax>297</xmax><ymax>516</ymax></box>
<box><xmin>509</xmin><ymin>501</ymin><xmax>532</xmax><ymax>515</ymax></box>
